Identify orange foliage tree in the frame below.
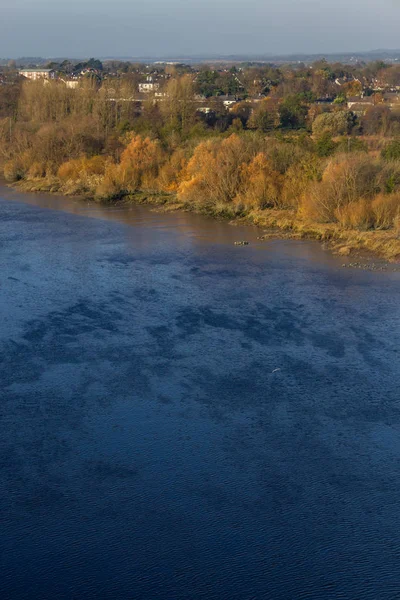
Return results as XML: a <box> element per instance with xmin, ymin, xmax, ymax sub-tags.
<box><xmin>238</xmin><ymin>154</ymin><xmax>283</xmax><ymax>209</ymax></box>
<box><xmin>157</xmin><ymin>148</ymin><xmax>188</xmax><ymax>193</ymax></box>
<box><xmin>177</xmin><ymin>134</ymin><xmax>250</xmax><ymax>205</ymax></box>
<box><xmin>117</xmin><ymin>134</ymin><xmax>163</xmax><ymax>192</ymax></box>
<box><xmin>177</xmin><ymin>134</ymin><xmax>283</xmax><ymax>210</ymax></box>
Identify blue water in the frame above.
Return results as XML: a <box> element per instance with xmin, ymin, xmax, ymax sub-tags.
<box><xmin>1</xmin><ymin>187</ymin><xmax>400</xmax><ymax>599</ymax></box>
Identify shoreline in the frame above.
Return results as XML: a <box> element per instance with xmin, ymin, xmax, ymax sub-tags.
<box><xmin>8</xmin><ymin>178</ymin><xmax>400</xmax><ymax>269</ymax></box>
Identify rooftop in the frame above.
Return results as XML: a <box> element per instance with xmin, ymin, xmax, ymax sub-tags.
<box><xmin>19</xmin><ymin>68</ymin><xmax>54</xmax><ymax>73</ymax></box>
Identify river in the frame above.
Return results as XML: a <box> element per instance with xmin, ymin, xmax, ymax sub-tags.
<box><xmin>1</xmin><ymin>185</ymin><xmax>400</xmax><ymax>600</ymax></box>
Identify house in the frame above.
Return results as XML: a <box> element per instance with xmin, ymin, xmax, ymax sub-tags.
<box><xmin>218</xmin><ymin>95</ymin><xmax>240</xmax><ymax>109</ymax></box>
<box><xmin>138</xmin><ymin>76</ymin><xmax>160</xmax><ymax>93</ymax></box>
<box><xmin>19</xmin><ymin>68</ymin><xmax>55</xmax><ymax>81</ymax></box>
<box><xmin>60</xmin><ymin>78</ymin><xmax>79</xmax><ymax>89</ymax></box>
<box><xmin>347</xmin><ymin>96</ymin><xmax>375</xmax><ymax>110</ymax></box>
<box><xmin>383</xmin><ymin>92</ymin><xmax>400</xmax><ymax>108</ymax></box>
<box><xmin>79</xmin><ymin>68</ymin><xmax>101</xmax><ymax>77</ymax></box>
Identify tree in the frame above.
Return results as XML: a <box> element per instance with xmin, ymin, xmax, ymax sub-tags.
<box><xmin>248</xmin><ymin>98</ymin><xmax>280</xmax><ymax>132</ymax></box>
<box><xmin>160</xmin><ymin>75</ymin><xmax>197</xmax><ymax>135</ymax></box>
<box><xmin>382</xmin><ymin>140</ymin><xmax>400</xmax><ymax>161</ymax></box>
<box><xmin>315</xmin><ymin>132</ymin><xmax>337</xmax><ymax>157</ymax></box>
<box><xmin>230</xmin><ymin>101</ymin><xmax>252</xmax><ymax>127</ymax></box>
<box><xmin>238</xmin><ymin>153</ymin><xmax>283</xmax><ymax>209</ymax></box>
<box><xmin>196</xmin><ymin>69</ymin><xmax>219</xmax><ymax>97</ymax></box>
<box><xmin>178</xmin><ymin>134</ymin><xmax>250</xmax><ymax>205</ymax></box>
<box><xmin>380</xmin><ymin>65</ymin><xmax>400</xmax><ymax>88</ymax></box>
<box><xmin>300</xmin><ymin>154</ymin><xmax>379</xmax><ymax>222</ymax></box>
<box><xmin>87</xmin><ymin>58</ymin><xmax>103</xmax><ymax>71</ymax></box>
<box><xmin>118</xmin><ymin>134</ymin><xmax>162</xmax><ymax>191</ymax></box>
<box><xmin>0</xmin><ymin>82</ymin><xmax>21</xmax><ymax>118</ymax></box>
<box><xmin>312</xmin><ymin>111</ymin><xmax>355</xmax><ymax>137</ymax></box>
<box><xmin>311</xmin><ymin>70</ymin><xmax>334</xmax><ymax>98</ymax></box>
<box><xmin>361</xmin><ymin>105</ymin><xmax>391</xmax><ymax>136</ymax></box>
<box><xmin>279</xmin><ymin>94</ymin><xmax>309</xmax><ymax>129</ymax></box>
<box><xmin>342</xmin><ymin>80</ymin><xmax>362</xmax><ymax>97</ymax></box>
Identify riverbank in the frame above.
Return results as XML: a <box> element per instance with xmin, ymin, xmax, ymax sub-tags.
<box><xmin>12</xmin><ymin>176</ymin><xmax>400</xmax><ymax>264</ymax></box>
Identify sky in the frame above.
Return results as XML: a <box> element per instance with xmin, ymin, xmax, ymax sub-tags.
<box><xmin>1</xmin><ymin>0</ymin><xmax>400</xmax><ymax>58</ymax></box>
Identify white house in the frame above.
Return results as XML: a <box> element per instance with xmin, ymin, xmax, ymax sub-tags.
<box><xmin>61</xmin><ymin>79</ymin><xmax>79</xmax><ymax>89</ymax></box>
<box><xmin>138</xmin><ymin>76</ymin><xmax>160</xmax><ymax>93</ymax></box>
<box><xmin>19</xmin><ymin>68</ymin><xmax>55</xmax><ymax>81</ymax></box>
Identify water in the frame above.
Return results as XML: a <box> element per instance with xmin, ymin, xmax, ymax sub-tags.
<box><xmin>1</xmin><ymin>185</ymin><xmax>400</xmax><ymax>600</ymax></box>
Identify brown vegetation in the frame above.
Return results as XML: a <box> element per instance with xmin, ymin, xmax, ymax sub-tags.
<box><xmin>1</xmin><ymin>76</ymin><xmax>400</xmax><ymax>261</ymax></box>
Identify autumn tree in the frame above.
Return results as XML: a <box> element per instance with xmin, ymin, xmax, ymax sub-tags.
<box><xmin>342</xmin><ymin>80</ymin><xmax>363</xmax><ymax>98</ymax></box>
<box><xmin>238</xmin><ymin>154</ymin><xmax>283</xmax><ymax>209</ymax></box>
<box><xmin>178</xmin><ymin>134</ymin><xmax>251</xmax><ymax>205</ymax></box>
<box><xmin>117</xmin><ymin>134</ymin><xmax>162</xmax><ymax>192</ymax></box>
<box><xmin>361</xmin><ymin>105</ymin><xmax>392</xmax><ymax>136</ymax></box>
<box><xmin>300</xmin><ymin>154</ymin><xmax>379</xmax><ymax>222</ymax></box>
<box><xmin>248</xmin><ymin>98</ymin><xmax>280</xmax><ymax>132</ymax></box>
<box><xmin>160</xmin><ymin>75</ymin><xmax>197</xmax><ymax>135</ymax></box>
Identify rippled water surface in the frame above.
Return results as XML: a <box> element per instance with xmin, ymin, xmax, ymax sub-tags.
<box><xmin>1</xmin><ymin>185</ymin><xmax>400</xmax><ymax>600</ymax></box>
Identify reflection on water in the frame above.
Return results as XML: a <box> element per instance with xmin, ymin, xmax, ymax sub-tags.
<box><xmin>0</xmin><ymin>184</ymin><xmax>351</xmax><ymax>263</ymax></box>
<box><xmin>1</xmin><ymin>186</ymin><xmax>400</xmax><ymax>600</ymax></box>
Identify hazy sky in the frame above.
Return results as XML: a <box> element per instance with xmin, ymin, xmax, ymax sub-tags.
<box><xmin>1</xmin><ymin>0</ymin><xmax>399</xmax><ymax>58</ymax></box>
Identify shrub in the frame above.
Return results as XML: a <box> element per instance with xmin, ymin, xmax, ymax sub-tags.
<box><xmin>236</xmin><ymin>154</ymin><xmax>283</xmax><ymax>209</ymax></box>
<box><xmin>282</xmin><ymin>155</ymin><xmax>323</xmax><ymax>208</ymax></box>
<box><xmin>315</xmin><ymin>132</ymin><xmax>337</xmax><ymax>157</ymax></box>
<box><xmin>28</xmin><ymin>161</ymin><xmax>47</xmax><ymax>178</ymax></box>
<box><xmin>118</xmin><ymin>134</ymin><xmax>162</xmax><ymax>192</ymax></box>
<box><xmin>335</xmin><ymin>137</ymin><xmax>368</xmax><ymax>154</ymax></box>
<box><xmin>335</xmin><ymin>200</ymin><xmax>374</xmax><ymax>230</ymax></box>
<box><xmin>371</xmin><ymin>193</ymin><xmax>400</xmax><ymax>229</ymax></box>
<box><xmin>266</xmin><ymin>140</ymin><xmax>304</xmax><ymax>174</ymax></box>
<box><xmin>4</xmin><ymin>158</ymin><xmax>25</xmax><ymax>181</ymax></box>
<box><xmin>394</xmin><ymin>211</ymin><xmax>400</xmax><ymax>236</ymax></box>
<box><xmin>58</xmin><ymin>159</ymin><xmax>82</xmax><ymax>181</ymax></box>
<box><xmin>95</xmin><ymin>163</ymin><xmax>121</xmax><ymax>200</ymax></box>
<box><xmin>58</xmin><ymin>156</ymin><xmax>107</xmax><ymax>182</ymax></box>
<box><xmin>312</xmin><ymin>111</ymin><xmax>354</xmax><ymax>137</ymax></box>
<box><xmin>157</xmin><ymin>148</ymin><xmax>188</xmax><ymax>193</ymax></box>
<box><xmin>299</xmin><ymin>154</ymin><xmax>379</xmax><ymax>222</ymax></box>
<box><xmin>361</xmin><ymin>105</ymin><xmax>391</xmax><ymax>136</ymax></box>
<box><xmin>376</xmin><ymin>161</ymin><xmax>400</xmax><ymax>194</ymax></box>
<box><xmin>381</xmin><ymin>140</ymin><xmax>400</xmax><ymax>161</ymax></box>
<box><xmin>178</xmin><ymin>134</ymin><xmax>250</xmax><ymax>204</ymax></box>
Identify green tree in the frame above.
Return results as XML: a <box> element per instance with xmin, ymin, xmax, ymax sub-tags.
<box><xmin>315</xmin><ymin>132</ymin><xmax>337</xmax><ymax>157</ymax></box>
<box><xmin>312</xmin><ymin>111</ymin><xmax>355</xmax><ymax>137</ymax></box>
<box><xmin>382</xmin><ymin>140</ymin><xmax>400</xmax><ymax>161</ymax></box>
<box><xmin>279</xmin><ymin>94</ymin><xmax>309</xmax><ymax>129</ymax></box>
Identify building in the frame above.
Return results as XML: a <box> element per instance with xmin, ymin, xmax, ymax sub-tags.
<box><xmin>347</xmin><ymin>96</ymin><xmax>375</xmax><ymax>110</ymax></box>
<box><xmin>19</xmin><ymin>68</ymin><xmax>55</xmax><ymax>81</ymax></box>
<box><xmin>60</xmin><ymin>78</ymin><xmax>79</xmax><ymax>89</ymax></box>
<box><xmin>383</xmin><ymin>92</ymin><xmax>400</xmax><ymax>108</ymax></box>
<box><xmin>219</xmin><ymin>95</ymin><xmax>240</xmax><ymax>109</ymax></box>
<box><xmin>138</xmin><ymin>76</ymin><xmax>160</xmax><ymax>93</ymax></box>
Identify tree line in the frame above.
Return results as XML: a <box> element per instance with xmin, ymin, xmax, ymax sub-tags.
<box><xmin>0</xmin><ymin>70</ymin><xmax>400</xmax><ymax>250</ymax></box>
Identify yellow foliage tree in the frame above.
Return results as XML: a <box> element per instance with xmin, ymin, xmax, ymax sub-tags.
<box><xmin>178</xmin><ymin>134</ymin><xmax>249</xmax><ymax>205</ymax></box>
<box><xmin>237</xmin><ymin>154</ymin><xmax>283</xmax><ymax>209</ymax></box>
<box><xmin>118</xmin><ymin>134</ymin><xmax>162</xmax><ymax>192</ymax></box>
<box><xmin>157</xmin><ymin>148</ymin><xmax>188</xmax><ymax>193</ymax></box>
